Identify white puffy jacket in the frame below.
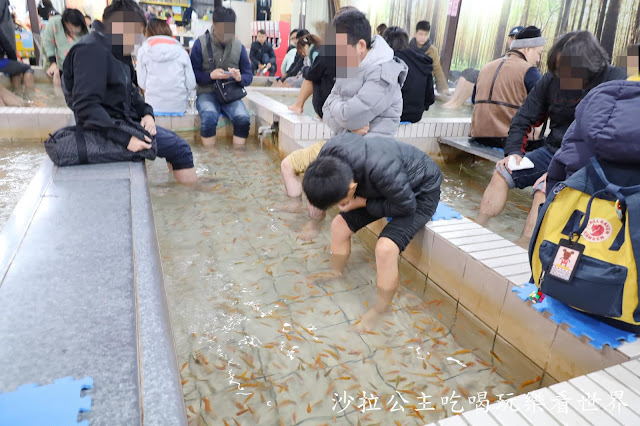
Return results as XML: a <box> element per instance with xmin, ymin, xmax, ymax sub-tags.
<box><xmin>136</xmin><ymin>36</ymin><xmax>197</xmax><ymax>114</ymax></box>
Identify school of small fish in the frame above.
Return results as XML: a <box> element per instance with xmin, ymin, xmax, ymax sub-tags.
<box><xmin>148</xmin><ymin>142</ymin><xmax>537</xmax><ymax>425</ymax></box>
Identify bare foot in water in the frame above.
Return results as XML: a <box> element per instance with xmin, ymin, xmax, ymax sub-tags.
<box><xmin>298</xmin><ymin>219</ymin><xmax>321</xmax><ymax>241</ymax></box>
<box><xmin>350</xmin><ymin>308</ymin><xmax>381</xmax><ymax>333</ymax></box>
<box><xmin>268</xmin><ymin>200</ymin><xmax>305</xmax><ymax>213</ymax></box>
<box><xmin>288</xmin><ymin>103</ymin><xmax>303</xmax><ymax>114</ymax></box>
<box><xmin>514</xmin><ymin>236</ymin><xmax>531</xmax><ymax>250</ymax></box>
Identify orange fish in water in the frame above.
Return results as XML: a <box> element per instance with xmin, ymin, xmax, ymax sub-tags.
<box><xmin>520</xmin><ymin>376</ymin><xmax>541</xmax><ymax>389</ymax></box>
<box><xmin>451</xmin><ymin>349</ymin><xmax>471</xmax><ymax>356</ymax></box>
<box><xmin>440</xmin><ymin>386</ymin><xmax>451</xmax><ymax>397</ymax></box>
<box><xmin>244</xmin><ymin>393</ymin><xmax>254</xmax><ymax>403</ymax></box>
<box><xmin>326</xmin><ymin>381</ymin><xmax>335</xmax><ymax>396</ymax></box>
<box><xmin>334</xmin><ymin>345</ymin><xmax>346</xmax><ymax>351</ymax></box>
<box><xmin>203</xmin><ymin>397</ymin><xmax>211</xmax><ymax>413</ymax></box>
<box><xmin>236</xmin><ymin>408</ymin><xmax>249</xmax><ymax>416</ymax></box>
<box><xmin>337</xmin><ymin>376</ymin><xmax>351</xmax><ymax>380</ymax></box>
<box><xmin>181</xmin><ymin>379</ymin><xmax>188</xmax><ymax>385</ymax></box>
<box><xmin>362</xmin><ymin>330</ymin><xmax>380</xmax><ymax>335</ymax></box>
<box><xmin>307</xmin><ymin>402</ymin><xmax>312</xmax><ymax>413</ymax></box>
<box><xmin>180</xmin><ymin>362</ymin><xmax>188</xmax><ymax>371</ymax></box>
<box><xmin>188</xmin><ymin>405</ymin><xmax>196</xmax><ymax>414</ymax></box>
<box><xmin>232</xmin><ymin>237</ymin><xmax>237</xmax><ymax>244</ymax></box>
<box><xmin>490</xmin><ymin>350</ymin><xmax>503</xmax><ymax>364</ymax></box>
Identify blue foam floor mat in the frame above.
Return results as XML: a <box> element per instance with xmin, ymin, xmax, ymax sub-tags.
<box><xmin>513</xmin><ymin>283</ymin><xmax>637</xmax><ymax>350</ymax></box>
<box><xmin>432</xmin><ymin>202</ymin><xmax>463</xmax><ymax>221</ymax></box>
<box><xmin>0</xmin><ymin>376</ymin><xmax>93</xmax><ymax>426</ymax></box>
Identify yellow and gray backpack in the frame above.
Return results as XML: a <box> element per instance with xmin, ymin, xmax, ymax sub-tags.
<box><xmin>530</xmin><ymin>157</ymin><xmax>640</xmax><ymax>326</ymax></box>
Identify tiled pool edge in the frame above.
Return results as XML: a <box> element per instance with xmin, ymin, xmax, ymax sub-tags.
<box><xmin>0</xmin><ymin>160</ymin><xmax>187</xmax><ymax>424</ymax></box>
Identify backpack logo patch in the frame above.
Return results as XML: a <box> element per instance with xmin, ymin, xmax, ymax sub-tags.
<box><xmin>581</xmin><ymin>218</ymin><xmax>613</xmax><ymax>243</ymax></box>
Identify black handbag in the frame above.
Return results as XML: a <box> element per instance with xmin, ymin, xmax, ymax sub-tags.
<box><xmin>205</xmin><ymin>32</ymin><xmax>246</xmax><ymax>104</ymax></box>
<box><xmin>44</xmin><ymin>120</ymin><xmax>157</xmax><ymax>167</ymax></box>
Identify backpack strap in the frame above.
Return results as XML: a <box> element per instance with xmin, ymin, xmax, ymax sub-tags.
<box><xmin>205</xmin><ymin>30</ymin><xmax>216</xmax><ymax>70</ymax></box>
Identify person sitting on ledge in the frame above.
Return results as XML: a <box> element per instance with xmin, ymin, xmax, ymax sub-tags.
<box><xmin>469</xmin><ymin>26</ymin><xmax>544</xmax><ymax>148</ymax></box>
<box><xmin>476</xmin><ymin>30</ymin><xmax>626</xmax><ymax>247</ymax></box>
<box><xmin>63</xmin><ymin>0</ymin><xmax>197</xmax><ymax>183</ymax></box>
<box><xmin>190</xmin><ymin>0</ymin><xmax>252</xmax><ymax>146</ymax></box>
<box><xmin>0</xmin><ymin>0</ymin><xmax>34</xmax><ymax>104</ymax></box>
<box><xmin>302</xmin><ymin>133</ymin><xmax>442</xmax><ymax>332</ymax></box>
<box><xmin>410</xmin><ymin>20</ymin><xmax>450</xmax><ymax>97</ymax></box>
<box><xmin>250</xmin><ymin>29</ymin><xmax>276</xmax><ymax>76</ymax></box>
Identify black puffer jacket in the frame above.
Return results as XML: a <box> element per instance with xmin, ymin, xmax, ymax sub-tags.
<box><xmin>394</xmin><ymin>47</ymin><xmax>435</xmax><ymax>122</ymax></box>
<box><xmin>304</xmin><ymin>45</ymin><xmax>336</xmax><ymax>118</ymax></box>
<box><xmin>63</xmin><ymin>32</ymin><xmax>154</xmax><ymax>147</ymax></box>
<box><xmin>318</xmin><ymin>133</ymin><xmax>442</xmax><ymax>218</ymax></box>
<box><xmin>504</xmin><ymin>65</ymin><xmax>627</xmax><ymax>157</ymax></box>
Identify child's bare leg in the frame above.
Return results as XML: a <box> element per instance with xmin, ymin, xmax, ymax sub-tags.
<box><xmin>299</xmin><ymin>204</ymin><xmax>326</xmax><ymax>241</ymax></box>
<box><xmin>173</xmin><ymin>167</ymin><xmax>197</xmax><ymax>184</ymax></box>
<box><xmin>0</xmin><ymin>87</ymin><xmax>26</xmax><ymax>106</ymax></box>
<box><xmin>307</xmin><ymin>215</ymin><xmax>351</xmax><ymax>283</ymax></box>
<box><xmin>281</xmin><ymin>157</ymin><xmax>302</xmax><ymax>197</ymax></box>
<box><xmin>202</xmin><ymin>135</ymin><xmax>216</xmax><ymax>146</ymax></box>
<box><xmin>288</xmin><ymin>79</ymin><xmax>313</xmax><ymax>114</ymax></box>
<box><xmin>354</xmin><ymin>237</ymin><xmax>400</xmax><ymax>332</ymax></box>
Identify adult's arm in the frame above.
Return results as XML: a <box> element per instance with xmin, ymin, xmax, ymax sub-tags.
<box><xmin>304</xmin><ymin>54</ymin><xmax>326</xmax><ymax>82</ymax></box>
<box><xmin>42</xmin><ymin>19</ymin><xmax>57</xmax><ymax>63</ymax></box>
<box><xmin>366</xmin><ymin>158</ymin><xmax>417</xmax><ymax>218</ymax></box>
<box><xmin>524</xmin><ymin>67</ymin><xmax>542</xmax><ymax>93</ymax></box>
<box><xmin>135</xmin><ymin>45</ymin><xmax>148</xmax><ymax>91</ymax></box>
<box><xmin>65</xmin><ymin>43</ymin><xmax>131</xmax><ymax>146</ymax></box>
<box><xmin>190</xmin><ymin>39</ymin><xmax>213</xmax><ymax>85</ymax></box>
<box><xmin>326</xmin><ymin>76</ymin><xmax>395</xmax><ymax>131</ymax></box>
<box><xmin>238</xmin><ymin>45</ymin><xmax>253</xmax><ymax>87</ymax></box>
<box><xmin>182</xmin><ymin>49</ymin><xmax>197</xmax><ymax>91</ymax></box>
<box><xmin>504</xmin><ymin>72</ymin><xmax>552</xmax><ymax>156</ymax></box>
<box><xmin>429</xmin><ymin>47</ymin><xmax>449</xmax><ymax>94</ymax></box>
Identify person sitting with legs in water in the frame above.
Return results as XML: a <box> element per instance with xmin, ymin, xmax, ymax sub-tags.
<box><xmin>0</xmin><ymin>0</ymin><xmax>34</xmax><ymax>103</ymax></box>
<box><xmin>476</xmin><ymin>31</ymin><xmax>626</xmax><ymax>246</ymax></box>
<box><xmin>190</xmin><ymin>0</ymin><xmax>252</xmax><ymax>146</ymax></box>
<box><xmin>63</xmin><ymin>0</ymin><xmax>197</xmax><ymax>183</ymax></box>
<box><xmin>302</xmin><ymin>133</ymin><xmax>442</xmax><ymax>332</ymax></box>
<box><xmin>469</xmin><ymin>26</ymin><xmax>544</xmax><ymax>148</ymax></box>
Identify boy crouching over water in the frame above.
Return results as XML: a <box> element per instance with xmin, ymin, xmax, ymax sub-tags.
<box><xmin>303</xmin><ymin>133</ymin><xmax>442</xmax><ymax>331</ymax></box>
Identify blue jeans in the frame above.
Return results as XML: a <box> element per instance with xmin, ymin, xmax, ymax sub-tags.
<box><xmin>497</xmin><ymin>145</ymin><xmax>554</xmax><ymax>191</ymax></box>
<box><xmin>156</xmin><ymin>126</ymin><xmax>194</xmax><ymax>170</ymax></box>
<box><xmin>196</xmin><ymin>92</ymin><xmax>251</xmax><ymax>139</ymax></box>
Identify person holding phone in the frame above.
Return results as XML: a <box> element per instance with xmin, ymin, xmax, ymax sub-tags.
<box><xmin>189</xmin><ymin>0</ymin><xmax>253</xmax><ymax>146</ymax></box>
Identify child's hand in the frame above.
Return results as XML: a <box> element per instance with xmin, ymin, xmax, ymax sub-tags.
<box><xmin>352</xmin><ymin>124</ymin><xmax>369</xmax><ymax>136</ymax></box>
<box><xmin>339</xmin><ymin>196</ymin><xmax>366</xmax><ymax>212</ymax></box>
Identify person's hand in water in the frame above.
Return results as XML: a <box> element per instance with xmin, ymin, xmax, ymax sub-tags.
<box><xmin>339</xmin><ymin>196</ymin><xmax>366</xmax><ymax>213</ymax></box>
<box><xmin>46</xmin><ymin>62</ymin><xmax>58</xmax><ymax>78</ymax></box>
<box><xmin>141</xmin><ymin>114</ymin><xmax>157</xmax><ymax>136</ymax></box>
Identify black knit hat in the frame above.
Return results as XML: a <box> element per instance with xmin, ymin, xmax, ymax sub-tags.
<box><xmin>510</xmin><ymin>26</ymin><xmax>546</xmax><ymax>49</ymax></box>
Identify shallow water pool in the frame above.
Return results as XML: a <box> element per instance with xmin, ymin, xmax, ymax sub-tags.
<box><xmin>0</xmin><ymin>140</ymin><xmax>45</xmax><ymax>231</ymax></box>
<box><xmin>147</xmin><ymin>137</ymin><xmax>531</xmax><ymax>425</ymax></box>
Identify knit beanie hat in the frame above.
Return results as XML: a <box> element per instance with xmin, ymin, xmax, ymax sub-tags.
<box><xmin>510</xmin><ymin>26</ymin><xmax>546</xmax><ymax>49</ymax></box>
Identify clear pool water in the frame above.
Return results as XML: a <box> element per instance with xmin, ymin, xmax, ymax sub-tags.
<box><xmin>0</xmin><ymin>140</ymin><xmax>45</xmax><ymax>231</ymax></box>
<box><xmin>147</xmin><ymin>136</ymin><xmax>532</xmax><ymax>425</ymax></box>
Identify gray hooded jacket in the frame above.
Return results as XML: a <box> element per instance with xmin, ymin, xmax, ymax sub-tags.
<box><xmin>323</xmin><ymin>36</ymin><xmax>408</xmax><ymax>138</ymax></box>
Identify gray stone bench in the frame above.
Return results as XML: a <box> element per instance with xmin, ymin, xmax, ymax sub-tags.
<box><xmin>0</xmin><ymin>159</ymin><xmax>186</xmax><ymax>425</ymax></box>
<box><xmin>438</xmin><ymin>136</ymin><xmax>504</xmax><ymax>163</ymax></box>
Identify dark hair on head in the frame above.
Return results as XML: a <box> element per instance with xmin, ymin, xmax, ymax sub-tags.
<box><xmin>290</xmin><ymin>28</ymin><xmax>298</xmax><ymax>36</ymax></box>
<box><xmin>257</xmin><ymin>29</ymin><xmax>266</xmax><ymax>35</ymax></box>
<box><xmin>547</xmin><ymin>31</ymin><xmax>609</xmax><ymax>81</ymax></box>
<box><xmin>416</xmin><ymin>20</ymin><xmax>431</xmax><ymax>33</ymax></box>
<box><xmin>383</xmin><ymin>26</ymin><xmax>409</xmax><ymax>51</ymax></box>
<box><xmin>102</xmin><ymin>0</ymin><xmax>146</xmax><ymax>26</ymax></box>
<box><xmin>297</xmin><ymin>34</ymin><xmax>321</xmax><ymax>55</ymax></box>
<box><xmin>335</xmin><ymin>6</ymin><xmax>358</xmax><ymax>18</ymax></box>
<box><xmin>61</xmin><ymin>8</ymin><xmax>89</xmax><ymax>37</ymax></box>
<box><xmin>145</xmin><ymin>17</ymin><xmax>172</xmax><ymax>37</ymax></box>
<box><xmin>376</xmin><ymin>23</ymin><xmax>387</xmax><ymax>36</ymax></box>
<box><xmin>302</xmin><ymin>157</ymin><xmax>354</xmax><ymax>210</ymax></box>
<box><xmin>333</xmin><ymin>10</ymin><xmax>371</xmax><ymax>49</ymax></box>
<box><xmin>296</xmin><ymin>29</ymin><xmax>310</xmax><ymax>39</ymax></box>
<box><xmin>212</xmin><ymin>0</ymin><xmax>236</xmax><ymax>23</ymax></box>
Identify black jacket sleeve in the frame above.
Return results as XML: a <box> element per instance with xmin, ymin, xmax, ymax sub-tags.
<box><xmin>267</xmin><ymin>43</ymin><xmax>276</xmax><ymax>62</ymax></box>
<box><xmin>366</xmin><ymin>158</ymin><xmax>417</xmax><ymax>218</ymax></box>
<box><xmin>504</xmin><ymin>72</ymin><xmax>552</xmax><ymax>156</ymax></box>
<box><xmin>249</xmin><ymin>42</ymin><xmax>260</xmax><ymax>65</ymax></box>
<box><xmin>131</xmin><ymin>84</ymin><xmax>154</xmax><ymax>119</ymax></box>
<box><xmin>65</xmin><ymin>43</ymin><xmax>132</xmax><ymax>147</ymax></box>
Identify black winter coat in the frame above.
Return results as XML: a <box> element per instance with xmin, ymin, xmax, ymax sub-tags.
<box><xmin>394</xmin><ymin>48</ymin><xmax>435</xmax><ymax>123</ymax></box>
<box><xmin>318</xmin><ymin>133</ymin><xmax>442</xmax><ymax>218</ymax></box>
<box><xmin>249</xmin><ymin>41</ymin><xmax>276</xmax><ymax>66</ymax></box>
<box><xmin>303</xmin><ymin>45</ymin><xmax>336</xmax><ymax>118</ymax></box>
<box><xmin>63</xmin><ymin>32</ymin><xmax>154</xmax><ymax>147</ymax></box>
<box><xmin>504</xmin><ymin>65</ymin><xmax>627</xmax><ymax>156</ymax></box>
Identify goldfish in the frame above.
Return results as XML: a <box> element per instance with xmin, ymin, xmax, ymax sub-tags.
<box><xmin>520</xmin><ymin>376</ymin><xmax>541</xmax><ymax>389</ymax></box>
